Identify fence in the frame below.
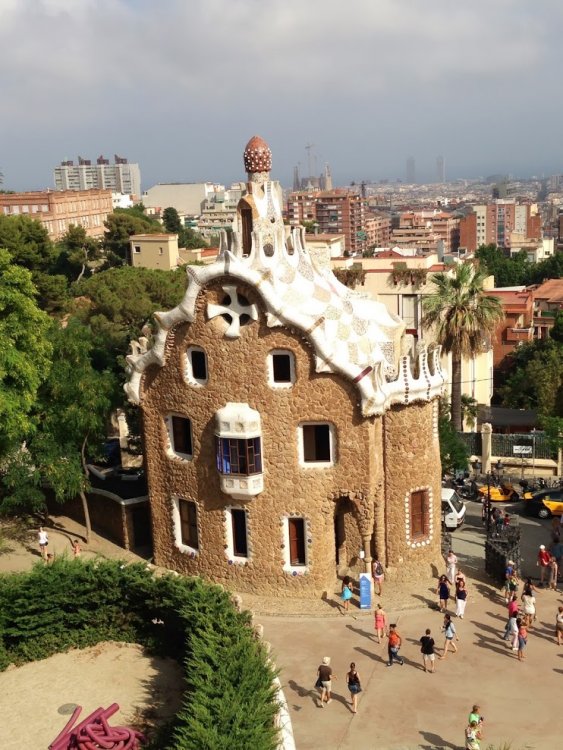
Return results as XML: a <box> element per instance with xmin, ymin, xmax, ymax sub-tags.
<box><xmin>460</xmin><ymin>431</ymin><xmax>556</xmax><ymax>461</ymax></box>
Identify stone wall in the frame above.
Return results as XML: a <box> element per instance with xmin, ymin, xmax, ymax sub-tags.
<box><xmin>382</xmin><ymin>399</ymin><xmax>443</xmax><ymax>582</ymax></box>
<box><xmin>140</xmin><ymin>280</ymin><xmax>381</xmax><ymax>596</ymax></box>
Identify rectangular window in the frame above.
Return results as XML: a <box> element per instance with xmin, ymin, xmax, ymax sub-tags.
<box><xmin>302</xmin><ymin>424</ymin><xmax>331</xmax><ymax>462</ymax></box>
<box><xmin>191</xmin><ymin>349</ymin><xmax>207</xmax><ymax>381</ymax></box>
<box><xmin>402</xmin><ymin>295</ymin><xmax>418</xmax><ymax>330</ymax></box>
<box><xmin>231</xmin><ymin>509</ymin><xmax>248</xmax><ymax>557</ymax></box>
<box><xmin>179</xmin><ymin>499</ymin><xmax>199</xmax><ymax>549</ymax></box>
<box><xmin>216</xmin><ymin>437</ymin><xmax>262</xmax><ymax>475</ymax></box>
<box><xmin>172</xmin><ymin>416</ymin><xmax>193</xmax><ymax>456</ymax></box>
<box><xmin>134</xmin><ymin>245</ymin><xmax>141</xmax><ymax>253</ymax></box>
<box><xmin>410</xmin><ymin>490</ymin><xmax>429</xmax><ymax>539</ymax></box>
<box><xmin>288</xmin><ymin>518</ymin><xmax>306</xmax><ymax>566</ymax></box>
<box><xmin>273</xmin><ymin>353</ymin><xmax>292</xmax><ymax>383</ymax></box>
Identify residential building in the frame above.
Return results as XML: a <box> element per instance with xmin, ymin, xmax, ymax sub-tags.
<box><xmin>509</xmin><ymin>236</ymin><xmax>554</xmax><ymax>263</ymax></box>
<box><xmin>125</xmin><ymin>136</ymin><xmax>445</xmax><ymax>596</ymax></box>
<box><xmin>304</xmin><ymin>233</ymin><xmax>346</xmax><ymax>265</ymax></box>
<box><xmin>486</xmin><ymin>287</ymin><xmax>534</xmax><ymax>367</ymax></box>
<box><xmin>365</xmin><ymin>212</ymin><xmax>391</xmax><ymax>248</ymax></box>
<box><xmin>142</xmin><ymin>183</ymin><xmax>222</xmax><ymax>216</ymax></box>
<box><xmin>331</xmin><ymin>251</ymin><xmax>495</xmax><ymax>411</ymax></box>
<box><xmin>129</xmin><ymin>233</ymin><xmax>215</xmax><ymax>270</ymax></box>
<box><xmin>389</xmin><ymin>211</ymin><xmax>459</xmax><ymax>254</ymax></box>
<box><xmin>196</xmin><ymin>183</ymin><xmax>245</xmax><ymax>237</ymax></box>
<box><xmin>54</xmin><ymin>155</ymin><xmax>141</xmax><ymax>199</ymax></box>
<box><xmin>532</xmin><ymin>278</ymin><xmax>563</xmax><ymax>339</ymax></box>
<box><xmin>0</xmin><ymin>189</ymin><xmax>112</xmax><ymax>240</ymax></box>
<box><xmin>458</xmin><ymin>200</ymin><xmax>540</xmax><ymax>252</ymax></box>
<box><xmin>287</xmin><ymin>189</ymin><xmax>368</xmax><ymax>254</ymax></box>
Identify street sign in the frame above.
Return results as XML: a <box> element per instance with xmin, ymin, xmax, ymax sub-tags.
<box><xmin>359</xmin><ymin>573</ymin><xmax>372</xmax><ymax>609</ymax></box>
<box><xmin>513</xmin><ymin>445</ymin><xmax>533</xmax><ymax>455</ymax></box>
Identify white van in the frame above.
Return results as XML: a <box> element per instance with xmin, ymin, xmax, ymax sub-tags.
<box><xmin>441</xmin><ymin>488</ymin><xmax>467</xmax><ymax>531</ymax></box>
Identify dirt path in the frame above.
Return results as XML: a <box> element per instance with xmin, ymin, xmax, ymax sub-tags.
<box><xmin>0</xmin><ymin>642</ymin><xmax>184</xmax><ymax>750</ymax></box>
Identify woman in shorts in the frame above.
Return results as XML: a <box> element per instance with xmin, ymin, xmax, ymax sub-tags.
<box><xmin>340</xmin><ymin>576</ymin><xmax>353</xmax><ymax>613</ymax></box>
<box><xmin>372</xmin><ymin>558</ymin><xmax>385</xmax><ymax>596</ymax></box>
<box><xmin>437</xmin><ymin>575</ymin><xmax>450</xmax><ymax>613</ymax></box>
<box><xmin>346</xmin><ymin>662</ymin><xmax>361</xmax><ymax>713</ymax></box>
<box><xmin>317</xmin><ymin>656</ymin><xmax>335</xmax><ymax>707</ymax></box>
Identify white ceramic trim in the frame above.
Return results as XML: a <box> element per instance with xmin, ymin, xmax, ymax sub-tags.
<box><xmin>171</xmin><ymin>496</ymin><xmax>200</xmax><ymax>556</ymax></box>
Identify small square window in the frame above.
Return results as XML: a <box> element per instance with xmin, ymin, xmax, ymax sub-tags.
<box><xmin>268</xmin><ymin>349</ymin><xmax>295</xmax><ymax>387</ymax></box>
<box><xmin>300</xmin><ymin>423</ymin><xmax>334</xmax><ymax>465</ymax></box>
<box><xmin>168</xmin><ymin>415</ymin><xmax>193</xmax><ymax>458</ymax></box>
<box><xmin>134</xmin><ymin>245</ymin><xmax>141</xmax><ymax>253</ymax></box>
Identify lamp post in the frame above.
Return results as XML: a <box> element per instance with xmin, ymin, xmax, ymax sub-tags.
<box><xmin>474</xmin><ymin>459</ymin><xmax>504</xmax><ymax>538</ymax></box>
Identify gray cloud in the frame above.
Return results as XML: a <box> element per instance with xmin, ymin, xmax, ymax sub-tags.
<box><xmin>1</xmin><ymin>0</ymin><xmax>561</xmax><ymax>190</ymax></box>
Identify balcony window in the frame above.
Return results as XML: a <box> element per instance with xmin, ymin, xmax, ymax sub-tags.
<box><xmin>216</xmin><ymin>437</ymin><xmax>262</xmax><ymax>475</ymax></box>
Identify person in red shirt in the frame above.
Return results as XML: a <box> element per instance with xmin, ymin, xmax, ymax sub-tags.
<box><xmin>537</xmin><ymin>545</ymin><xmax>551</xmax><ymax>586</ymax></box>
<box><xmin>386</xmin><ymin>624</ymin><xmax>404</xmax><ymax>667</ymax></box>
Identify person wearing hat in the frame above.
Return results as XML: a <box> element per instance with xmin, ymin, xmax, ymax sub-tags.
<box><xmin>537</xmin><ymin>545</ymin><xmax>551</xmax><ymax>587</ymax></box>
<box><xmin>502</xmin><ymin>560</ymin><xmax>516</xmax><ymax>603</ymax></box>
<box><xmin>316</xmin><ymin>656</ymin><xmax>336</xmax><ymax>707</ymax></box>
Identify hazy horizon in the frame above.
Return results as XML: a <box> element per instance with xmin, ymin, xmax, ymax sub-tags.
<box><xmin>1</xmin><ymin>1</ymin><xmax>562</xmax><ymax>192</ymax></box>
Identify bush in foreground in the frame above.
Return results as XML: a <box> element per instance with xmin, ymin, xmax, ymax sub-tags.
<box><xmin>0</xmin><ymin>558</ymin><xmax>278</xmax><ymax>750</ymax></box>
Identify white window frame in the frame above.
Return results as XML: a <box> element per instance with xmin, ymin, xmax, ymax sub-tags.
<box><xmin>298</xmin><ymin>422</ymin><xmax>335</xmax><ymax>468</ymax></box>
<box><xmin>282</xmin><ymin>516</ymin><xmax>309</xmax><ymax>573</ymax></box>
<box><xmin>171</xmin><ymin>496</ymin><xmax>200</xmax><ymax>556</ymax></box>
<box><xmin>224</xmin><ymin>506</ymin><xmax>250</xmax><ymax>563</ymax></box>
<box><xmin>185</xmin><ymin>346</ymin><xmax>208</xmax><ymax>386</ymax></box>
<box><xmin>133</xmin><ymin>245</ymin><xmax>141</xmax><ymax>254</ymax></box>
<box><xmin>165</xmin><ymin>414</ymin><xmax>193</xmax><ymax>461</ymax></box>
<box><xmin>267</xmin><ymin>349</ymin><xmax>296</xmax><ymax>388</ymax></box>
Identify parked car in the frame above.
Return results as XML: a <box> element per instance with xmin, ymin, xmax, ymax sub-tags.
<box><xmin>522</xmin><ymin>489</ymin><xmax>563</xmax><ymax>519</ymax></box>
<box><xmin>441</xmin><ymin>488</ymin><xmax>467</xmax><ymax>531</ymax></box>
<box><xmin>478</xmin><ymin>483</ymin><xmax>520</xmax><ymax>503</ymax></box>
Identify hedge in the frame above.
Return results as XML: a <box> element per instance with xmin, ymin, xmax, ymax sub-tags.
<box><xmin>0</xmin><ymin>559</ymin><xmax>279</xmax><ymax>750</ymax></box>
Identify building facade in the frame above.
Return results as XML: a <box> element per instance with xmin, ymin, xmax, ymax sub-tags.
<box><xmin>287</xmin><ymin>189</ymin><xmax>368</xmax><ymax>255</ymax></box>
<box><xmin>126</xmin><ymin>137</ymin><xmax>446</xmax><ymax>596</ymax></box>
<box><xmin>54</xmin><ymin>155</ymin><xmax>141</xmax><ymax>199</ymax></box>
<box><xmin>0</xmin><ymin>189</ymin><xmax>112</xmax><ymax>240</ymax></box>
<box><xmin>459</xmin><ymin>200</ymin><xmax>540</xmax><ymax>252</ymax></box>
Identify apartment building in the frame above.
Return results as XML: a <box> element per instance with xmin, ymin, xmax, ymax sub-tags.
<box><xmin>287</xmin><ymin>189</ymin><xmax>368</xmax><ymax>254</ymax></box>
<box><xmin>365</xmin><ymin>212</ymin><xmax>391</xmax><ymax>247</ymax></box>
<box><xmin>54</xmin><ymin>155</ymin><xmax>141</xmax><ymax>199</ymax></box>
<box><xmin>143</xmin><ymin>183</ymin><xmax>222</xmax><ymax>216</ymax></box>
<box><xmin>459</xmin><ymin>200</ymin><xmax>540</xmax><ymax>252</ymax></box>
<box><xmin>0</xmin><ymin>189</ymin><xmax>113</xmax><ymax>240</ymax></box>
<box><xmin>389</xmin><ymin>211</ymin><xmax>459</xmax><ymax>254</ymax></box>
<box><xmin>197</xmin><ymin>183</ymin><xmax>245</xmax><ymax>237</ymax></box>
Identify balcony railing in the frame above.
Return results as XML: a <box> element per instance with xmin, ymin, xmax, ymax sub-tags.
<box><xmin>505</xmin><ymin>327</ymin><xmax>533</xmax><ymax>343</ymax></box>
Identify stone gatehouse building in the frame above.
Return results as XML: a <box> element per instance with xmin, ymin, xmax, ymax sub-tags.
<box><xmin>126</xmin><ymin>137</ymin><xmax>446</xmax><ymax>596</ymax></box>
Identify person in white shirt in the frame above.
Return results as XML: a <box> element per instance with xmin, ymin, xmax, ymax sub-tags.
<box><xmin>38</xmin><ymin>527</ymin><xmax>49</xmax><ymax>559</ymax></box>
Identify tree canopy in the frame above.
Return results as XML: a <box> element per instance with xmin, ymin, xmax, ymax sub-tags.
<box><xmin>0</xmin><ymin>249</ymin><xmax>52</xmax><ymax>458</ymax></box>
<box><xmin>162</xmin><ymin>206</ymin><xmax>183</xmax><ymax>234</ymax></box>
<box><xmin>103</xmin><ymin>211</ymin><xmax>161</xmax><ymax>266</ymax></box>
<box><xmin>422</xmin><ymin>262</ymin><xmax>504</xmax><ymax>431</ymax></box>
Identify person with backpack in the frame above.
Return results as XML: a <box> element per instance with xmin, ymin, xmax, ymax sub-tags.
<box><xmin>439</xmin><ymin>613</ymin><xmax>459</xmax><ymax>659</ymax></box>
<box><xmin>386</xmin><ymin>624</ymin><xmax>404</xmax><ymax>667</ymax></box>
<box><xmin>372</xmin><ymin>557</ymin><xmax>385</xmax><ymax>596</ymax></box>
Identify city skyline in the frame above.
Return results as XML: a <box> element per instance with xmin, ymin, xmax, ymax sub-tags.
<box><xmin>1</xmin><ymin>1</ymin><xmax>562</xmax><ymax>191</ymax></box>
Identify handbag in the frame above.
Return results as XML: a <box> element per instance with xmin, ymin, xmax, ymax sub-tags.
<box><xmin>315</xmin><ymin>676</ymin><xmax>323</xmax><ymax>689</ymax></box>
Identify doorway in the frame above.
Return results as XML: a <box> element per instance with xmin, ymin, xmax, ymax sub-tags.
<box><xmin>333</xmin><ymin>497</ymin><xmax>357</xmax><ymax>573</ymax></box>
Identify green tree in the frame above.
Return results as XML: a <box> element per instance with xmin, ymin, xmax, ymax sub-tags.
<box><xmin>0</xmin><ymin>214</ymin><xmax>58</xmax><ymax>272</ymax></box>
<box><xmin>55</xmin><ymin>224</ymin><xmax>102</xmax><ymax>283</ymax></box>
<box><xmin>0</xmin><ymin>249</ymin><xmax>52</xmax><ymax>458</ymax></box>
<box><xmin>475</xmin><ymin>244</ymin><xmax>529</xmax><ymax>287</ymax></box>
<box><xmin>103</xmin><ymin>212</ymin><xmax>161</xmax><ymax>266</ymax></box>
<box><xmin>70</xmin><ymin>265</ymin><xmax>187</xmax><ymax>379</ymax></box>
<box><xmin>525</xmin><ymin>251</ymin><xmax>563</xmax><ymax>284</ymax></box>
<box><xmin>438</xmin><ymin>399</ymin><xmax>469</xmax><ymax>474</ymax></box>
<box><xmin>422</xmin><ymin>262</ymin><xmax>504</xmax><ymax>431</ymax></box>
<box><xmin>1</xmin><ymin>320</ymin><xmax>117</xmax><ymax>538</ymax></box>
<box><xmin>162</xmin><ymin>206</ymin><xmax>182</xmax><ymax>234</ymax></box>
<box><xmin>550</xmin><ymin>311</ymin><xmax>563</xmax><ymax>343</ymax></box>
<box><xmin>461</xmin><ymin>394</ymin><xmax>478</xmax><ymax>430</ymax></box>
<box><xmin>499</xmin><ymin>339</ymin><xmax>563</xmax><ymax>419</ymax></box>
<box><xmin>179</xmin><ymin>225</ymin><xmax>208</xmax><ymax>250</ymax></box>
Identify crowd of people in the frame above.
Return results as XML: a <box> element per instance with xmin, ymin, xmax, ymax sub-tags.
<box><xmin>320</xmin><ymin>523</ymin><xmax>562</xmax><ymax>748</ymax></box>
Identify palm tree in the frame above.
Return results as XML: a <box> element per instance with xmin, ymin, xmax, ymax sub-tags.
<box><xmin>422</xmin><ymin>262</ymin><xmax>503</xmax><ymax>431</ymax></box>
<box><xmin>461</xmin><ymin>394</ymin><xmax>479</xmax><ymax>431</ymax></box>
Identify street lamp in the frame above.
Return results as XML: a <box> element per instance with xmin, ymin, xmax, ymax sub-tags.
<box><xmin>473</xmin><ymin>459</ymin><xmax>504</xmax><ymax>538</ymax></box>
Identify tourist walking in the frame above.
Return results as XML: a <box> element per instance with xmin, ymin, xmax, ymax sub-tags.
<box><xmin>386</xmin><ymin>624</ymin><xmax>404</xmax><ymax>667</ymax></box>
<box><xmin>374</xmin><ymin>603</ymin><xmax>387</xmax><ymax>644</ymax></box>
<box><xmin>439</xmin><ymin>613</ymin><xmax>458</xmax><ymax>658</ymax></box>
<box><xmin>548</xmin><ymin>555</ymin><xmax>558</xmax><ymax>591</ymax></box>
<box><xmin>71</xmin><ymin>539</ymin><xmax>81</xmax><ymax>558</ymax></box>
<box><xmin>316</xmin><ymin>657</ymin><xmax>335</xmax><ymax>707</ymax></box>
<box><xmin>38</xmin><ymin>527</ymin><xmax>49</xmax><ymax>559</ymax></box>
<box><xmin>468</xmin><ymin>705</ymin><xmax>484</xmax><ymax>734</ymax></box>
<box><xmin>372</xmin><ymin>557</ymin><xmax>385</xmax><ymax>596</ymax></box>
<box><xmin>455</xmin><ymin>579</ymin><xmax>468</xmax><ymax>619</ymax></box>
<box><xmin>503</xmin><ymin>596</ymin><xmax>519</xmax><ymax>641</ymax></box>
<box><xmin>502</xmin><ymin>559</ymin><xmax>516</xmax><ymax>602</ymax></box>
<box><xmin>517</xmin><ymin>618</ymin><xmax>527</xmax><ymax>661</ymax></box>
<box><xmin>445</xmin><ymin>549</ymin><xmax>458</xmax><ymax>584</ymax></box>
<box><xmin>419</xmin><ymin>628</ymin><xmax>436</xmax><ymax>673</ymax></box>
<box><xmin>346</xmin><ymin>662</ymin><xmax>361</xmax><ymax>713</ymax></box>
<box><xmin>340</xmin><ymin>575</ymin><xmax>353</xmax><ymax>614</ymax></box>
<box><xmin>437</xmin><ymin>575</ymin><xmax>450</xmax><ymax>612</ymax></box>
<box><xmin>537</xmin><ymin>544</ymin><xmax>551</xmax><ymax>586</ymax></box>
<box><xmin>555</xmin><ymin>606</ymin><xmax>563</xmax><ymax>646</ymax></box>
<box><xmin>521</xmin><ymin>589</ymin><xmax>536</xmax><ymax>629</ymax></box>
<box><xmin>465</xmin><ymin>720</ymin><xmax>482</xmax><ymax>749</ymax></box>
<box><xmin>506</xmin><ymin>611</ymin><xmax>519</xmax><ymax>651</ymax></box>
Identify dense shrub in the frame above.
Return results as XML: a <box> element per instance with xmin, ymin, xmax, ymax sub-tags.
<box><xmin>0</xmin><ymin>559</ymin><xmax>279</xmax><ymax>750</ymax></box>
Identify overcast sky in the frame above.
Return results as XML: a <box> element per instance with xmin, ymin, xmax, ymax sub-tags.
<box><xmin>1</xmin><ymin>0</ymin><xmax>562</xmax><ymax>191</ymax></box>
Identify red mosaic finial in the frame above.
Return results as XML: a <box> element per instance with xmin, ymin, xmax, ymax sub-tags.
<box><xmin>243</xmin><ymin>135</ymin><xmax>272</xmax><ymax>174</ymax></box>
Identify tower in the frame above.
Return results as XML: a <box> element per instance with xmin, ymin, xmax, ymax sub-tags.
<box><xmin>406</xmin><ymin>156</ymin><xmax>416</xmax><ymax>184</ymax></box>
<box><xmin>436</xmin><ymin>156</ymin><xmax>446</xmax><ymax>183</ymax></box>
<box><xmin>293</xmin><ymin>165</ymin><xmax>300</xmax><ymax>192</ymax></box>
